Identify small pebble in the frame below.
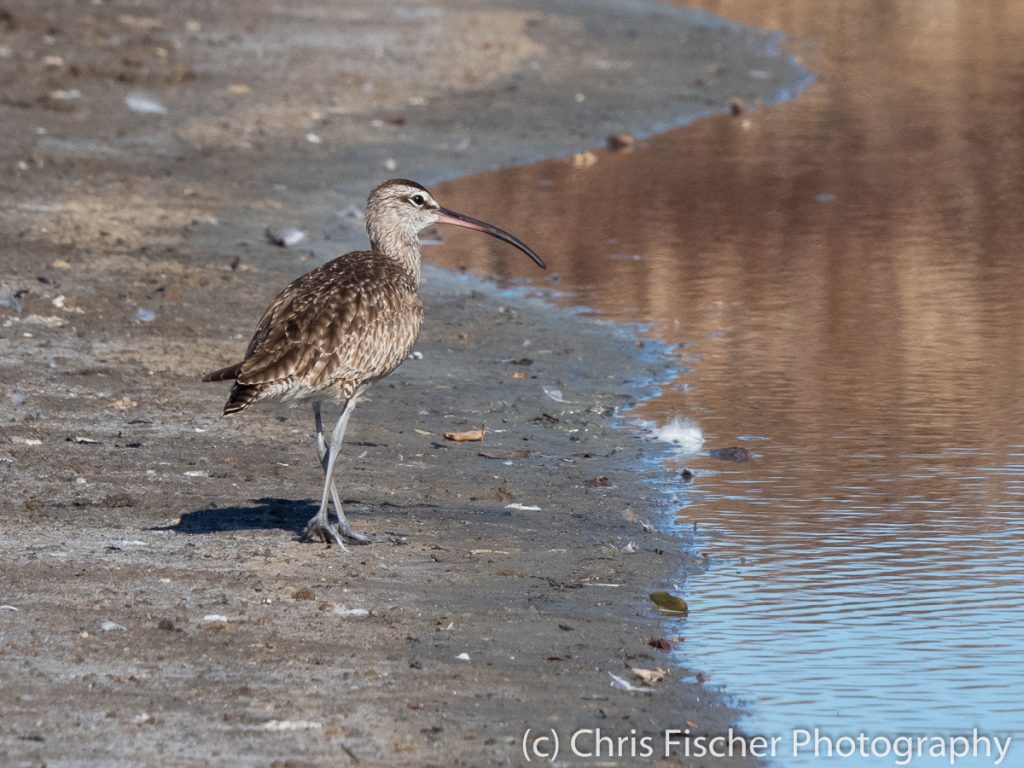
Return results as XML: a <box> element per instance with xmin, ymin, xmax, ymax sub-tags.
<box><xmin>49</xmin><ymin>89</ymin><xmax>81</xmax><ymax>101</ymax></box>
<box><xmin>264</xmin><ymin>226</ymin><xmax>306</xmax><ymax>248</ymax></box>
<box><xmin>10</xmin><ymin>393</ymin><xmax>27</xmax><ymax>407</ymax></box>
<box><xmin>134</xmin><ymin>307</ymin><xmax>156</xmax><ymax>322</ymax></box>
<box><xmin>0</xmin><ymin>290</ymin><xmax>22</xmax><ymax>312</ymax></box>
<box><xmin>571</xmin><ymin>151</ymin><xmax>598</xmax><ymax>169</ymax></box>
<box><xmin>98</xmin><ymin>619</ymin><xmax>126</xmax><ymax>632</ymax></box>
<box><xmin>455</xmin><ymin>652</ymin><xmax>471</xmax><ymax>662</ymax></box>
<box><xmin>103</xmin><ymin>493</ymin><xmax>134</xmax><ymax>508</ymax></box>
<box><xmin>262</xmin><ymin>720</ymin><xmax>321</xmax><ymax>732</ymax></box>
<box><xmin>607</xmin><ymin>133</ymin><xmax>635</xmax><ymax>150</ymax></box>
<box><xmin>707</xmin><ymin>446</ymin><xmax>753</xmax><ymax>462</ymax></box>
<box><xmin>305</xmin><ymin>132</ymin><xmax>322</xmax><ymax>144</ymax></box>
<box><xmin>333</xmin><ymin>607</ymin><xmax>369</xmax><ymax>618</ymax></box>
<box><xmin>125</xmin><ymin>93</ymin><xmax>168</xmax><ymax>115</ymax></box>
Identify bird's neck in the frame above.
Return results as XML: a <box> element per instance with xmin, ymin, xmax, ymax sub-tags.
<box><xmin>369</xmin><ymin>231</ymin><xmax>422</xmax><ymax>284</ymax></box>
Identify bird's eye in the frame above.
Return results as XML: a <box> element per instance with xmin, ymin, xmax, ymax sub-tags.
<box><xmin>410</xmin><ymin>194</ymin><xmax>425</xmax><ymax>207</ymax></box>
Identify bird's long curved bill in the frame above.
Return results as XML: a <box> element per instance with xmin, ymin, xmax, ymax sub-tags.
<box><xmin>435</xmin><ymin>208</ymin><xmax>546</xmax><ymax>269</ymax></box>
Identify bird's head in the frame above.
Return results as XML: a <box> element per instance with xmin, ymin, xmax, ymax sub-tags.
<box><xmin>365</xmin><ymin>179</ymin><xmax>545</xmax><ymax>269</ymax></box>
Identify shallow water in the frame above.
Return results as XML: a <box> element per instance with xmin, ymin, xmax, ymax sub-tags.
<box><xmin>431</xmin><ymin>0</ymin><xmax>1024</xmax><ymax>764</ymax></box>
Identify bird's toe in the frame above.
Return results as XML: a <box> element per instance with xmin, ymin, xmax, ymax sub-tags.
<box><xmin>298</xmin><ymin>518</ymin><xmax>351</xmax><ymax>553</ymax></box>
<box><xmin>341</xmin><ymin>529</ymin><xmax>374</xmax><ymax>545</ymax></box>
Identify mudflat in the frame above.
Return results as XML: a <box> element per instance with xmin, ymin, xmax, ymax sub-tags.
<box><xmin>0</xmin><ymin>1</ymin><xmax>800</xmax><ymax>765</ymax></box>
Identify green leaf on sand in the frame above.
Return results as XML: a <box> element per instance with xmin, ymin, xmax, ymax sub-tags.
<box><xmin>649</xmin><ymin>591</ymin><xmax>688</xmax><ymax>615</ymax></box>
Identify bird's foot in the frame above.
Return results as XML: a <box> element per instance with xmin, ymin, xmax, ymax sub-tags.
<box><xmin>298</xmin><ymin>515</ymin><xmax>350</xmax><ymax>553</ymax></box>
<box><xmin>340</xmin><ymin>526</ymin><xmax>373</xmax><ymax>545</ymax></box>
<box><xmin>335</xmin><ymin>509</ymin><xmax>373</xmax><ymax>544</ymax></box>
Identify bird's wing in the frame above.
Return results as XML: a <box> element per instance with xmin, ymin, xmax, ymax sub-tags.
<box><xmin>236</xmin><ymin>255</ymin><xmax>422</xmax><ymax>391</ymax></box>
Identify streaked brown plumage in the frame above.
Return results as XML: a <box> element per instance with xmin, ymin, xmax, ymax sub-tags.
<box><xmin>204</xmin><ymin>251</ymin><xmax>422</xmax><ymax>413</ymax></box>
<box><xmin>202</xmin><ymin>179</ymin><xmax>545</xmax><ymax>551</ymax></box>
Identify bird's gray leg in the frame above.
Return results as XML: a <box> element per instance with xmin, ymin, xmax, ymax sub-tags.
<box><xmin>300</xmin><ymin>400</ymin><xmax>350</xmax><ymax>550</ymax></box>
<box><xmin>311</xmin><ymin>401</ymin><xmax>372</xmax><ymax>544</ymax></box>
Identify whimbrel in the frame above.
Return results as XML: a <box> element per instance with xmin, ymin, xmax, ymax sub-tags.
<box><xmin>203</xmin><ymin>179</ymin><xmax>545</xmax><ymax>550</ymax></box>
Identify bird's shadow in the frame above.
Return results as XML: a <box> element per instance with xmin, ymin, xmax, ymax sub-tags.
<box><xmin>158</xmin><ymin>497</ymin><xmax>442</xmax><ymax>536</ymax></box>
<box><xmin>157</xmin><ymin>497</ymin><xmax>316</xmax><ymax>535</ymax></box>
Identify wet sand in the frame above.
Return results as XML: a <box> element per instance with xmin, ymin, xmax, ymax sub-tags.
<box><xmin>0</xmin><ymin>1</ymin><xmax>802</xmax><ymax>765</ymax></box>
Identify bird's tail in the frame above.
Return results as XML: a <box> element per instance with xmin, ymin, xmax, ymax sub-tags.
<box><xmin>201</xmin><ymin>362</ymin><xmax>243</xmax><ymax>382</ymax></box>
<box><xmin>202</xmin><ymin>362</ymin><xmax>261</xmax><ymax>415</ymax></box>
<box><xmin>222</xmin><ymin>383</ymin><xmax>262</xmax><ymax>415</ymax></box>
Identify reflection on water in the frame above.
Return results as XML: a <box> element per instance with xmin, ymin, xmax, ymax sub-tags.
<box><xmin>431</xmin><ymin>0</ymin><xmax>1024</xmax><ymax>764</ymax></box>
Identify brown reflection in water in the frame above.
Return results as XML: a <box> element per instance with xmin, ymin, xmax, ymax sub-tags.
<box><xmin>430</xmin><ymin>0</ymin><xmax>1024</xmax><ymax>475</ymax></box>
<box><xmin>429</xmin><ymin>1</ymin><xmax>1024</xmax><ymax>732</ymax></box>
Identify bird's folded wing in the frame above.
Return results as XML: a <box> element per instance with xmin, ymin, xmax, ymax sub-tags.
<box><xmin>235</xmin><ymin>260</ymin><xmax>419</xmax><ymax>389</ymax></box>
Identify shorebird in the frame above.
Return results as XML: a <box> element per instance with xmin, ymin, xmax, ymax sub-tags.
<box><xmin>203</xmin><ymin>179</ymin><xmax>545</xmax><ymax>551</ymax></box>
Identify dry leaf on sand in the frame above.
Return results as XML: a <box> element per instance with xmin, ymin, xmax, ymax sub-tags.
<box><xmin>631</xmin><ymin>667</ymin><xmax>668</xmax><ymax>685</ymax></box>
<box><xmin>444</xmin><ymin>428</ymin><xmax>486</xmax><ymax>442</ymax></box>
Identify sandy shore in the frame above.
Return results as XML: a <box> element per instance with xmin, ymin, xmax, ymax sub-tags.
<box><xmin>0</xmin><ymin>1</ymin><xmax>802</xmax><ymax>765</ymax></box>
